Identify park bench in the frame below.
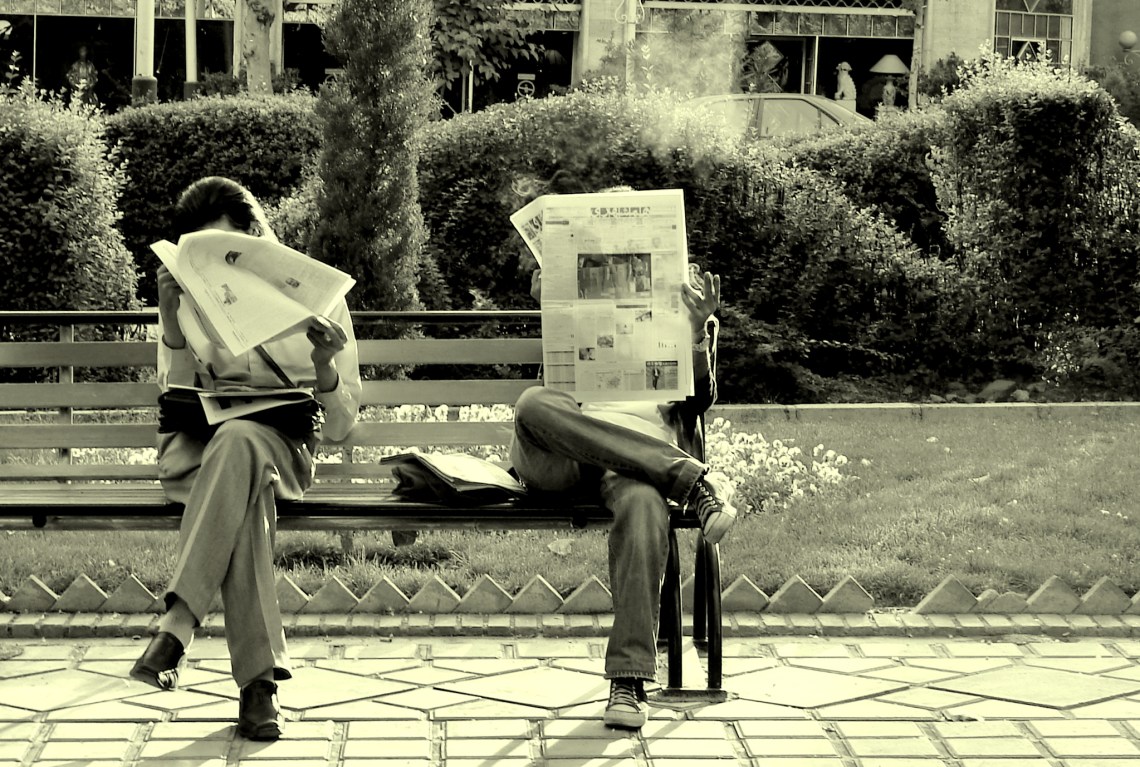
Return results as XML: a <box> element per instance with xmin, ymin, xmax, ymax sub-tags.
<box><xmin>0</xmin><ymin>309</ymin><xmax>726</xmax><ymax>696</ymax></box>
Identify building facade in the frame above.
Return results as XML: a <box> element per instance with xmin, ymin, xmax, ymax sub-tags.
<box><xmin>0</xmin><ymin>0</ymin><xmax>1136</xmax><ymax>112</ymax></box>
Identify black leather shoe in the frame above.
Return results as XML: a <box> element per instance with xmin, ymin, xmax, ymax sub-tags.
<box><xmin>238</xmin><ymin>679</ymin><xmax>282</xmax><ymax>741</ymax></box>
<box><xmin>129</xmin><ymin>632</ymin><xmax>184</xmax><ymax>690</ymax></box>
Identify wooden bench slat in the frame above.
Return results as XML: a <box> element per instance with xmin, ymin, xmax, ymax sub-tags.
<box><xmin>0</xmin><ymin>483</ymin><xmax>633</xmax><ymax>532</ymax></box>
<box><xmin>357</xmin><ymin>338</ymin><xmax>542</xmax><ymax>365</ymax></box>
<box><xmin>0</xmin><ymin>383</ymin><xmax>160</xmax><ymax>408</ymax></box>
<box><xmin>0</xmin><ymin>342</ymin><xmax>157</xmax><ymax>367</ymax></box>
<box><xmin>0</xmin><ymin>464</ymin><xmax>399</xmax><ymax>480</ymax></box>
<box><xmin>340</xmin><ymin>422</ymin><xmax>514</xmax><ymax>446</ymax></box>
<box><xmin>1</xmin><ymin>424</ymin><xmax>160</xmax><ymax>448</ymax></box>
<box><xmin>0</xmin><ymin>380</ymin><xmax>538</xmax><ymax>409</ymax></box>
<box><xmin>0</xmin><ymin>421</ymin><xmax>515</xmax><ymax>449</ymax></box>
<box><xmin>359</xmin><ymin>380</ymin><xmax>537</xmax><ymax>405</ymax></box>
<box><xmin>0</xmin><ymin>464</ymin><xmax>160</xmax><ymax>480</ymax></box>
<box><xmin>0</xmin><ymin>338</ymin><xmax>542</xmax><ymax>369</ymax></box>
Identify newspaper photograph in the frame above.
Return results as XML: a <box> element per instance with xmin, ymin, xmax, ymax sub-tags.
<box><xmin>151</xmin><ymin>231</ymin><xmax>356</xmax><ymax>357</ymax></box>
<box><xmin>511</xmin><ymin>189</ymin><xmax>694</xmax><ymax>403</ymax></box>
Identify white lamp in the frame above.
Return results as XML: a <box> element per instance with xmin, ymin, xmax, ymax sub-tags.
<box><xmin>870</xmin><ymin>54</ymin><xmax>910</xmax><ymax>76</ymax></box>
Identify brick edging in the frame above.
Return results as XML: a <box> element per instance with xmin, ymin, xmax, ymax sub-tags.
<box><xmin>5</xmin><ymin>611</ymin><xmax>1140</xmax><ymax>641</ymax></box>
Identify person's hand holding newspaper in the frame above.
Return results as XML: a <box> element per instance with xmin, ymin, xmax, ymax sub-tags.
<box><xmin>151</xmin><ymin>230</ymin><xmax>355</xmax><ymax>359</ymax></box>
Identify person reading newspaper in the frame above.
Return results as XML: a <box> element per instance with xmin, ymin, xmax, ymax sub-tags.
<box><xmin>509</xmin><ymin>177</ymin><xmax>736</xmax><ymax>730</ymax></box>
<box><xmin>130</xmin><ymin>176</ymin><xmax>362</xmax><ymax>742</ymax></box>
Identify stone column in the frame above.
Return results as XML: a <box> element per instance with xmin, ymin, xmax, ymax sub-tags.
<box><xmin>132</xmin><ymin>0</ymin><xmax>158</xmax><ymax>104</ymax></box>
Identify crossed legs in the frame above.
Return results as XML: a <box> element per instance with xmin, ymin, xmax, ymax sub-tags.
<box><xmin>147</xmin><ymin>420</ymin><xmax>312</xmax><ymax>687</ymax></box>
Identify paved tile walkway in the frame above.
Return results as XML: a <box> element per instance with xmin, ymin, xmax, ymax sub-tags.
<box><xmin>3</xmin><ymin>632</ymin><xmax>1140</xmax><ymax>765</ymax></box>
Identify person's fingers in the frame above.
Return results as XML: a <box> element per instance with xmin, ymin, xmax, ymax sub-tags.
<box><xmin>307</xmin><ymin>317</ymin><xmax>346</xmax><ymax>351</ymax></box>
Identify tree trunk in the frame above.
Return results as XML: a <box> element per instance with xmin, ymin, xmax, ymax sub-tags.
<box><xmin>239</xmin><ymin>0</ymin><xmax>275</xmax><ymax>93</ymax></box>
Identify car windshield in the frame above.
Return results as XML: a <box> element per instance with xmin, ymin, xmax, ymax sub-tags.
<box><xmin>693</xmin><ymin>94</ymin><xmax>868</xmax><ymax>140</ymax></box>
<box><xmin>700</xmin><ymin>99</ymin><xmax>754</xmax><ymax>135</ymax></box>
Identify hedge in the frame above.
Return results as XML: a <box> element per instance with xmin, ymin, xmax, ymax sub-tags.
<box><xmin>0</xmin><ymin>95</ymin><xmax>139</xmax><ymax>379</ymax></box>
<box><xmin>785</xmin><ymin>108</ymin><xmax>951</xmax><ymax>258</ymax></box>
<box><xmin>413</xmin><ymin>90</ymin><xmax>958</xmax><ymax>401</ymax></box>
<box><xmin>104</xmin><ymin>93</ymin><xmax>321</xmax><ymax>302</ymax></box>
<box><xmin>930</xmin><ymin>53</ymin><xmax>1140</xmax><ymax>379</ymax></box>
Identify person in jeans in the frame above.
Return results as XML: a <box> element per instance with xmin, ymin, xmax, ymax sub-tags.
<box><xmin>511</xmin><ymin>242</ymin><xmax>735</xmax><ymax>730</ymax></box>
<box><xmin>129</xmin><ymin>176</ymin><xmax>362</xmax><ymax>741</ymax></box>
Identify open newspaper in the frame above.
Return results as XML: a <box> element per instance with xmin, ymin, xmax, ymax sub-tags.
<box><xmin>510</xmin><ymin>189</ymin><xmax>694</xmax><ymax>403</ymax></box>
<box><xmin>381</xmin><ymin>452</ymin><xmax>527</xmax><ymax>503</ymax></box>
<box><xmin>150</xmin><ymin>230</ymin><xmax>356</xmax><ymax>358</ymax></box>
<box><xmin>165</xmin><ymin>384</ymin><xmax>316</xmax><ymax>426</ymax></box>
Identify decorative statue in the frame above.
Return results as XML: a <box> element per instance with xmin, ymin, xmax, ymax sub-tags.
<box><xmin>881</xmin><ymin>76</ymin><xmax>898</xmax><ymax>108</ymax></box>
<box><xmin>835</xmin><ymin>61</ymin><xmax>856</xmax><ymax>101</ymax></box>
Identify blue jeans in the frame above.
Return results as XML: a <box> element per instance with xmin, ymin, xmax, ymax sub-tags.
<box><xmin>510</xmin><ymin>387</ymin><xmax>706</xmax><ymax>680</ymax></box>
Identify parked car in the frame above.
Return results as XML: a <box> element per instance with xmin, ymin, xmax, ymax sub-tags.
<box><xmin>690</xmin><ymin>93</ymin><xmax>871</xmax><ymax>139</ymax></box>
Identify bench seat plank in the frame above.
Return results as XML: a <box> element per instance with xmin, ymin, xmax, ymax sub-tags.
<box><xmin>1</xmin><ymin>379</ymin><xmax>538</xmax><ymax>409</ymax></box>
<box><xmin>0</xmin><ymin>482</ymin><xmax>680</xmax><ymax>532</ymax></box>
<box><xmin>1</xmin><ymin>421</ymin><xmax>516</xmax><ymax>449</ymax></box>
<box><xmin>0</xmin><ymin>339</ymin><xmax>542</xmax><ymax>369</ymax></box>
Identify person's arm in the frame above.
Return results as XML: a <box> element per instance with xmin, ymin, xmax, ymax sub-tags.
<box><xmin>308</xmin><ymin>300</ymin><xmax>362</xmax><ymax>443</ymax></box>
<box><xmin>677</xmin><ymin>271</ymin><xmax>721</xmax><ymax>418</ymax></box>
<box><xmin>156</xmin><ymin>265</ymin><xmax>196</xmax><ymax>390</ymax></box>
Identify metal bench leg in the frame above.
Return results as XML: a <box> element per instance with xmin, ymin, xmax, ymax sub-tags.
<box><xmin>692</xmin><ymin>538</ymin><xmax>708</xmax><ymax>651</ymax></box>
<box><xmin>703</xmin><ymin>538</ymin><xmax>723</xmax><ymax>691</ymax></box>
<box><xmin>664</xmin><ymin>527</ymin><xmax>683</xmax><ymax>690</ymax></box>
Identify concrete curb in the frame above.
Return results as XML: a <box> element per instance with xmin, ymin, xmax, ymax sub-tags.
<box><xmin>6</xmin><ymin>611</ymin><xmax>1140</xmax><ymax>640</ymax></box>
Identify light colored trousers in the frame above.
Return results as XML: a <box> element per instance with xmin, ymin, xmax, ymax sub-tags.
<box><xmin>158</xmin><ymin>419</ymin><xmax>315</xmax><ymax>688</ymax></box>
<box><xmin>510</xmin><ymin>387</ymin><xmax>706</xmax><ymax>681</ymax></box>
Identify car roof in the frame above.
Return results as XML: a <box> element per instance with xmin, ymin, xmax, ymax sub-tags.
<box><xmin>691</xmin><ymin>93</ymin><xmax>872</xmax><ymax>123</ymax></box>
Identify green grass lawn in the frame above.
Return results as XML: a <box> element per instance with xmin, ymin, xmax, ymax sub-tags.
<box><xmin>2</xmin><ymin>406</ymin><xmax>1138</xmax><ymax>608</ymax></box>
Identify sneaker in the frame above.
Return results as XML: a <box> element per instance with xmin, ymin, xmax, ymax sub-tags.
<box><xmin>604</xmin><ymin>678</ymin><xmax>647</xmax><ymax>729</ymax></box>
<box><xmin>688</xmin><ymin>470</ymin><xmax>737</xmax><ymax>545</ymax></box>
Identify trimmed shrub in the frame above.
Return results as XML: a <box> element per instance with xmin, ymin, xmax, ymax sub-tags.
<box><xmin>104</xmin><ymin>93</ymin><xmax>321</xmax><ymax>302</ymax></box>
<box><xmin>930</xmin><ymin>52</ymin><xmax>1140</xmax><ymax>378</ymax></box>
<box><xmin>310</xmin><ymin>0</ymin><xmax>433</xmax><ymax>318</ymax></box>
<box><xmin>0</xmin><ymin>96</ymin><xmax>138</xmax><ymax>313</ymax></box>
<box><xmin>0</xmin><ymin>93</ymin><xmax>140</xmax><ymax>379</ymax></box>
<box><xmin>417</xmin><ymin>90</ymin><xmax>961</xmax><ymax>401</ymax></box>
<box><xmin>786</xmin><ymin>108</ymin><xmax>952</xmax><ymax>257</ymax></box>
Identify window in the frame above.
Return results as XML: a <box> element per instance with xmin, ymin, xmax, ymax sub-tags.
<box><xmin>759</xmin><ymin>98</ymin><xmax>837</xmax><ymax>138</ymax></box>
<box><xmin>703</xmin><ymin>98</ymin><xmax>757</xmax><ymax>136</ymax></box>
<box><xmin>994</xmin><ymin>1</ymin><xmax>1073</xmax><ymax>64</ymax></box>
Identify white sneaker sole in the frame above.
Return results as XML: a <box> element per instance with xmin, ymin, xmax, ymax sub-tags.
<box><xmin>700</xmin><ymin>508</ymin><xmax>736</xmax><ymax>545</ymax></box>
<box><xmin>604</xmin><ymin>707</ymin><xmax>647</xmax><ymax>729</ymax></box>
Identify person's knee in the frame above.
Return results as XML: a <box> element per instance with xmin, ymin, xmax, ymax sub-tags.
<box><xmin>203</xmin><ymin>419</ymin><xmax>266</xmax><ymax>462</ymax></box>
<box><xmin>514</xmin><ymin>387</ymin><xmax>552</xmax><ymax>426</ymax></box>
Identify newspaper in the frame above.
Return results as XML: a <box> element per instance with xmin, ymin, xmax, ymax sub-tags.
<box><xmin>166</xmin><ymin>384</ymin><xmax>316</xmax><ymax>425</ymax></box>
<box><xmin>381</xmin><ymin>451</ymin><xmax>527</xmax><ymax>502</ymax></box>
<box><xmin>510</xmin><ymin>189</ymin><xmax>694</xmax><ymax>403</ymax></box>
<box><xmin>150</xmin><ymin>231</ymin><xmax>356</xmax><ymax>358</ymax></box>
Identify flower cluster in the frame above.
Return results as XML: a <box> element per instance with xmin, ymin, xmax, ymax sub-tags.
<box><xmin>703</xmin><ymin>417</ymin><xmax>853</xmax><ymax>513</ymax></box>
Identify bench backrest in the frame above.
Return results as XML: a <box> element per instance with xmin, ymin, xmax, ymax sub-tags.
<box><xmin>0</xmin><ymin>310</ymin><xmax>542</xmax><ymax>484</ymax></box>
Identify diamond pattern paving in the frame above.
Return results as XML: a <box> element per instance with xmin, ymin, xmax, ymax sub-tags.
<box><xmin>726</xmin><ymin>665</ymin><xmax>907</xmax><ymax>708</ymax></box>
<box><xmin>192</xmin><ymin>667</ymin><xmax>415</xmax><ymax>711</ymax></box>
<box><xmin>933</xmin><ymin>666</ymin><xmax>1140</xmax><ymax>709</ymax></box>
<box><xmin>440</xmin><ymin>667</ymin><xmax>610</xmax><ymax>709</ymax></box>
<box><xmin>0</xmin><ymin>670</ymin><xmax>150</xmax><ymax>712</ymax></box>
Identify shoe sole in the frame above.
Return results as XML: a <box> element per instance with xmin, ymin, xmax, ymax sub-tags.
<box><xmin>603</xmin><ymin>710</ymin><xmax>647</xmax><ymax>729</ymax></box>
<box><xmin>128</xmin><ymin>664</ymin><xmax>178</xmax><ymax>691</ymax></box>
<box><xmin>700</xmin><ymin>510</ymin><xmax>736</xmax><ymax>545</ymax></box>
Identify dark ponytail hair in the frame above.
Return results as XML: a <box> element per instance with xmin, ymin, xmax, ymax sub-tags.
<box><xmin>172</xmin><ymin>176</ymin><xmax>269</xmax><ymax>238</ymax></box>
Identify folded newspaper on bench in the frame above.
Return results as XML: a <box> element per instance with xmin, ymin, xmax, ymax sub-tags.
<box><xmin>168</xmin><ymin>384</ymin><xmax>316</xmax><ymax>425</ymax></box>
<box><xmin>381</xmin><ymin>452</ymin><xmax>527</xmax><ymax>504</ymax></box>
<box><xmin>150</xmin><ymin>230</ymin><xmax>356</xmax><ymax>357</ymax></box>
